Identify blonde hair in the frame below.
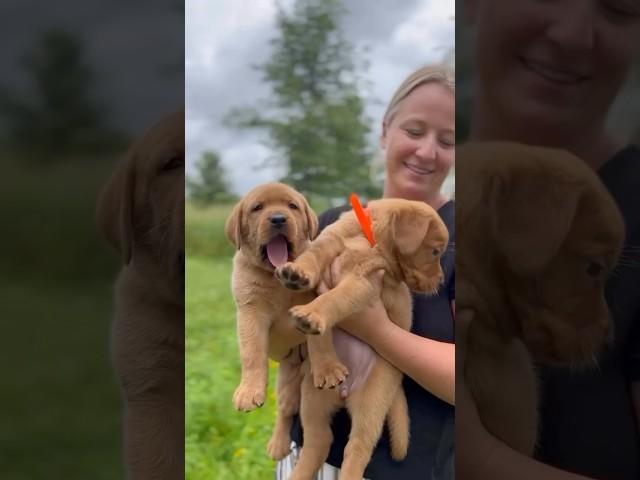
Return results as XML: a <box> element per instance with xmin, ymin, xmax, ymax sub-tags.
<box><xmin>382</xmin><ymin>64</ymin><xmax>455</xmax><ymax>126</ymax></box>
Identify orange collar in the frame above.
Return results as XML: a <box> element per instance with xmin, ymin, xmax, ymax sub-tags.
<box><xmin>350</xmin><ymin>193</ymin><xmax>376</xmax><ymax>247</ymax></box>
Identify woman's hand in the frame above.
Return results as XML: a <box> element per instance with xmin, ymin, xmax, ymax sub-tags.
<box><xmin>455</xmin><ymin>309</ymin><xmax>598</xmax><ymax>480</ymax></box>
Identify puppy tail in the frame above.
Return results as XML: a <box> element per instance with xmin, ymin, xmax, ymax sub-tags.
<box><xmin>387</xmin><ymin>388</ymin><xmax>410</xmax><ymax>461</ymax></box>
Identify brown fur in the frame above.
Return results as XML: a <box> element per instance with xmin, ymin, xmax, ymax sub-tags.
<box><xmin>96</xmin><ymin>112</ymin><xmax>185</xmax><ymax>479</ymax></box>
<box><xmin>456</xmin><ymin>141</ymin><xmax>625</xmax><ymax>455</ymax></box>
<box><xmin>225</xmin><ymin>182</ymin><xmax>350</xmax><ymax>460</ymax></box>
<box><xmin>275</xmin><ymin>198</ymin><xmax>449</xmax><ymax>480</ymax></box>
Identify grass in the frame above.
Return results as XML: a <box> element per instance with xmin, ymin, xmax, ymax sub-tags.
<box><xmin>0</xmin><ymin>279</ymin><xmax>122</xmax><ymax>480</ymax></box>
<box><xmin>186</xmin><ymin>203</ymin><xmax>237</xmax><ymax>258</ymax></box>
<box><xmin>0</xmin><ymin>154</ymin><xmax>123</xmax><ymax>478</ymax></box>
<box><xmin>186</xmin><ymin>203</ymin><xmax>279</xmax><ymax>480</ymax></box>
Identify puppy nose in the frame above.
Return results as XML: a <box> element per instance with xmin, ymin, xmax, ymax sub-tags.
<box><xmin>270</xmin><ymin>214</ymin><xmax>287</xmax><ymax>228</ymax></box>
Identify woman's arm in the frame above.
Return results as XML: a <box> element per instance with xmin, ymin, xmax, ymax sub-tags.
<box><xmin>456</xmin><ymin>309</ymin><xmax>597</xmax><ymax>480</ymax></box>
<box><xmin>329</xmin><ymin>271</ymin><xmax>455</xmax><ymax>405</ymax></box>
<box><xmin>317</xmin><ymin>266</ymin><xmax>455</xmax><ymax>404</ymax></box>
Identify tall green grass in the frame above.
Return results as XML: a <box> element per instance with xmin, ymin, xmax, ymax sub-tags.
<box><xmin>1</xmin><ymin>155</ymin><xmax>122</xmax><ymax>478</ymax></box>
<box><xmin>1</xmin><ymin>157</ymin><xmax>119</xmax><ymax>283</ymax></box>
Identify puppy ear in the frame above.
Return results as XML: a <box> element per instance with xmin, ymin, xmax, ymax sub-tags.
<box><xmin>225</xmin><ymin>201</ymin><xmax>244</xmax><ymax>249</ymax></box>
<box><xmin>392</xmin><ymin>209</ymin><xmax>430</xmax><ymax>256</ymax></box>
<box><xmin>490</xmin><ymin>173</ymin><xmax>582</xmax><ymax>275</ymax></box>
<box><xmin>96</xmin><ymin>152</ymin><xmax>135</xmax><ymax>265</ymax></box>
<box><xmin>304</xmin><ymin>201</ymin><xmax>318</xmax><ymax>240</ymax></box>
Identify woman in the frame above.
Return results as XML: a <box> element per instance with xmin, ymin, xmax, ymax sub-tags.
<box><xmin>458</xmin><ymin>1</ymin><xmax>640</xmax><ymax>479</ymax></box>
<box><xmin>277</xmin><ymin>64</ymin><xmax>456</xmax><ymax>479</ymax></box>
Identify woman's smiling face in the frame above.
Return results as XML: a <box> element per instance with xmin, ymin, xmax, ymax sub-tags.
<box><xmin>382</xmin><ymin>81</ymin><xmax>455</xmax><ymax>202</ymax></box>
<box><xmin>469</xmin><ymin>0</ymin><xmax>640</xmax><ymax>135</ymax></box>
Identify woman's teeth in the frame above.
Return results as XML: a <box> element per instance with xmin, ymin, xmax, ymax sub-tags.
<box><xmin>522</xmin><ymin>57</ymin><xmax>588</xmax><ymax>85</ymax></box>
<box><xmin>405</xmin><ymin>162</ymin><xmax>434</xmax><ymax>175</ymax></box>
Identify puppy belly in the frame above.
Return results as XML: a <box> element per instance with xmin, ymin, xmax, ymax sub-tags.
<box><xmin>332</xmin><ymin>328</ymin><xmax>377</xmax><ymax>396</ymax></box>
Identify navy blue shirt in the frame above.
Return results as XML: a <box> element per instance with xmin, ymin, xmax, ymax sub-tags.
<box><xmin>536</xmin><ymin>146</ymin><xmax>640</xmax><ymax>480</ymax></box>
<box><xmin>291</xmin><ymin>200</ymin><xmax>456</xmax><ymax>480</ymax></box>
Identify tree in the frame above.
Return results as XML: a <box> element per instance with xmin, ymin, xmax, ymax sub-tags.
<box><xmin>187</xmin><ymin>150</ymin><xmax>237</xmax><ymax>205</ymax></box>
<box><xmin>0</xmin><ymin>28</ymin><xmax>123</xmax><ymax>156</ymax></box>
<box><xmin>226</xmin><ymin>0</ymin><xmax>380</xmax><ymax>202</ymax></box>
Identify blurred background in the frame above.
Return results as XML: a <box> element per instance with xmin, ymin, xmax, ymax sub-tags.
<box><xmin>454</xmin><ymin>0</ymin><xmax>640</xmax><ymax>144</ymax></box>
<box><xmin>185</xmin><ymin>0</ymin><xmax>454</xmax><ymax>478</ymax></box>
<box><xmin>0</xmin><ymin>1</ymin><xmax>183</xmax><ymax>478</ymax></box>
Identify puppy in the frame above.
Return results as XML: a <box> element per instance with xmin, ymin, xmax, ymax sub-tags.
<box><xmin>225</xmin><ymin>182</ymin><xmax>349</xmax><ymax>460</ymax></box>
<box><xmin>96</xmin><ymin>112</ymin><xmax>185</xmax><ymax>479</ymax></box>
<box><xmin>456</xmin><ymin>141</ymin><xmax>624</xmax><ymax>455</ymax></box>
<box><xmin>275</xmin><ymin>198</ymin><xmax>449</xmax><ymax>480</ymax></box>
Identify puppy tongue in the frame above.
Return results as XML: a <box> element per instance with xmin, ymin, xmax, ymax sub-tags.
<box><xmin>266</xmin><ymin>235</ymin><xmax>288</xmax><ymax>267</ymax></box>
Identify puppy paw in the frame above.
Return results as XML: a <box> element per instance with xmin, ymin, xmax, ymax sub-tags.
<box><xmin>267</xmin><ymin>431</ymin><xmax>292</xmax><ymax>460</ymax></box>
<box><xmin>233</xmin><ymin>382</ymin><xmax>265</xmax><ymax>412</ymax></box>
<box><xmin>312</xmin><ymin>359</ymin><xmax>349</xmax><ymax>389</ymax></box>
<box><xmin>290</xmin><ymin>305</ymin><xmax>325</xmax><ymax>335</ymax></box>
<box><xmin>276</xmin><ymin>263</ymin><xmax>314</xmax><ymax>291</ymax></box>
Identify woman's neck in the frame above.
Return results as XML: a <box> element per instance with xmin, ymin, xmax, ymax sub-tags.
<box><xmin>469</xmin><ymin>102</ymin><xmax>622</xmax><ymax>171</ymax></box>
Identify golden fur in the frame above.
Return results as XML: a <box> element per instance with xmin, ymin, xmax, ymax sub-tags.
<box><xmin>96</xmin><ymin>112</ymin><xmax>185</xmax><ymax>479</ymax></box>
<box><xmin>275</xmin><ymin>198</ymin><xmax>449</xmax><ymax>480</ymax></box>
<box><xmin>456</xmin><ymin>141</ymin><xmax>624</xmax><ymax>455</ymax></box>
<box><xmin>225</xmin><ymin>182</ymin><xmax>350</xmax><ymax>460</ymax></box>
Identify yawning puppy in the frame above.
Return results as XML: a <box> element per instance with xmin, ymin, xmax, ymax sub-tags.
<box><xmin>275</xmin><ymin>198</ymin><xmax>449</xmax><ymax>480</ymax></box>
<box><xmin>456</xmin><ymin>141</ymin><xmax>625</xmax><ymax>455</ymax></box>
<box><xmin>225</xmin><ymin>182</ymin><xmax>349</xmax><ymax>460</ymax></box>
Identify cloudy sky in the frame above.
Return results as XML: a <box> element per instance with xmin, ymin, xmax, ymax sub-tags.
<box><xmin>0</xmin><ymin>0</ymin><xmax>184</xmax><ymax>137</ymax></box>
<box><xmin>186</xmin><ymin>0</ymin><xmax>454</xmax><ymax>195</ymax></box>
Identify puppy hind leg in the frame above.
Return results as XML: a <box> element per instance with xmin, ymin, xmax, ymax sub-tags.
<box><xmin>289</xmin><ymin>372</ymin><xmax>341</xmax><ymax>480</ymax></box>
<box><xmin>268</xmin><ymin>360</ymin><xmax>304</xmax><ymax>460</ymax></box>
<box><xmin>340</xmin><ymin>362</ymin><xmax>402</xmax><ymax>480</ymax></box>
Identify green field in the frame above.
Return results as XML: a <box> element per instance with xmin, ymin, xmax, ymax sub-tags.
<box><xmin>186</xmin><ymin>203</ymin><xmax>279</xmax><ymax>480</ymax></box>
<box><xmin>1</xmin><ymin>156</ymin><xmax>122</xmax><ymax>479</ymax></box>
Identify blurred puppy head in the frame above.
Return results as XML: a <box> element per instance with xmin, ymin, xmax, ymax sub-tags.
<box><xmin>225</xmin><ymin>182</ymin><xmax>318</xmax><ymax>271</ymax></box>
<box><xmin>457</xmin><ymin>141</ymin><xmax>624</xmax><ymax>365</ymax></box>
<box><xmin>96</xmin><ymin>111</ymin><xmax>185</xmax><ymax>298</ymax></box>
<box><xmin>370</xmin><ymin>198</ymin><xmax>449</xmax><ymax>293</ymax></box>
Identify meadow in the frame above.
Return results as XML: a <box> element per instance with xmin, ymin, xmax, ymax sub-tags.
<box><xmin>1</xmin><ymin>157</ymin><xmax>122</xmax><ymax>479</ymax></box>
<box><xmin>186</xmin><ymin>202</ymin><xmax>280</xmax><ymax>480</ymax></box>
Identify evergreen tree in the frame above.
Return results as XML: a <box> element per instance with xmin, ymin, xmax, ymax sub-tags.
<box><xmin>226</xmin><ymin>0</ymin><xmax>380</xmax><ymax>202</ymax></box>
<box><xmin>187</xmin><ymin>150</ymin><xmax>237</xmax><ymax>205</ymax></box>
<box><xmin>0</xmin><ymin>29</ymin><xmax>121</xmax><ymax>156</ymax></box>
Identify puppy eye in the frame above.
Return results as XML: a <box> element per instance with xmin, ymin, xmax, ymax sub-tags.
<box><xmin>288</xmin><ymin>202</ymin><xmax>299</xmax><ymax>210</ymax></box>
<box><xmin>160</xmin><ymin>155</ymin><xmax>184</xmax><ymax>172</ymax></box>
<box><xmin>586</xmin><ymin>260</ymin><xmax>604</xmax><ymax>278</ymax></box>
<box><xmin>252</xmin><ymin>204</ymin><xmax>263</xmax><ymax>212</ymax></box>
<box><xmin>432</xmin><ymin>248</ymin><xmax>441</xmax><ymax>256</ymax></box>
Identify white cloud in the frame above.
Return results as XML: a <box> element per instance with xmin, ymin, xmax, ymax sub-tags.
<box><xmin>186</xmin><ymin>0</ymin><xmax>455</xmax><ymax>195</ymax></box>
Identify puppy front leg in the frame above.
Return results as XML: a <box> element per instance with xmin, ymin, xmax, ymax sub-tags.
<box><xmin>233</xmin><ymin>308</ymin><xmax>270</xmax><ymax>411</ymax></box>
<box><xmin>290</xmin><ymin>273</ymin><xmax>380</xmax><ymax>335</ymax></box>
<box><xmin>276</xmin><ymin>232</ymin><xmax>344</xmax><ymax>291</ymax></box>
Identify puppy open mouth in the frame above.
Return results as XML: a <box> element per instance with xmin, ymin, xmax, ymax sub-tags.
<box><xmin>261</xmin><ymin>234</ymin><xmax>293</xmax><ymax>268</ymax></box>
